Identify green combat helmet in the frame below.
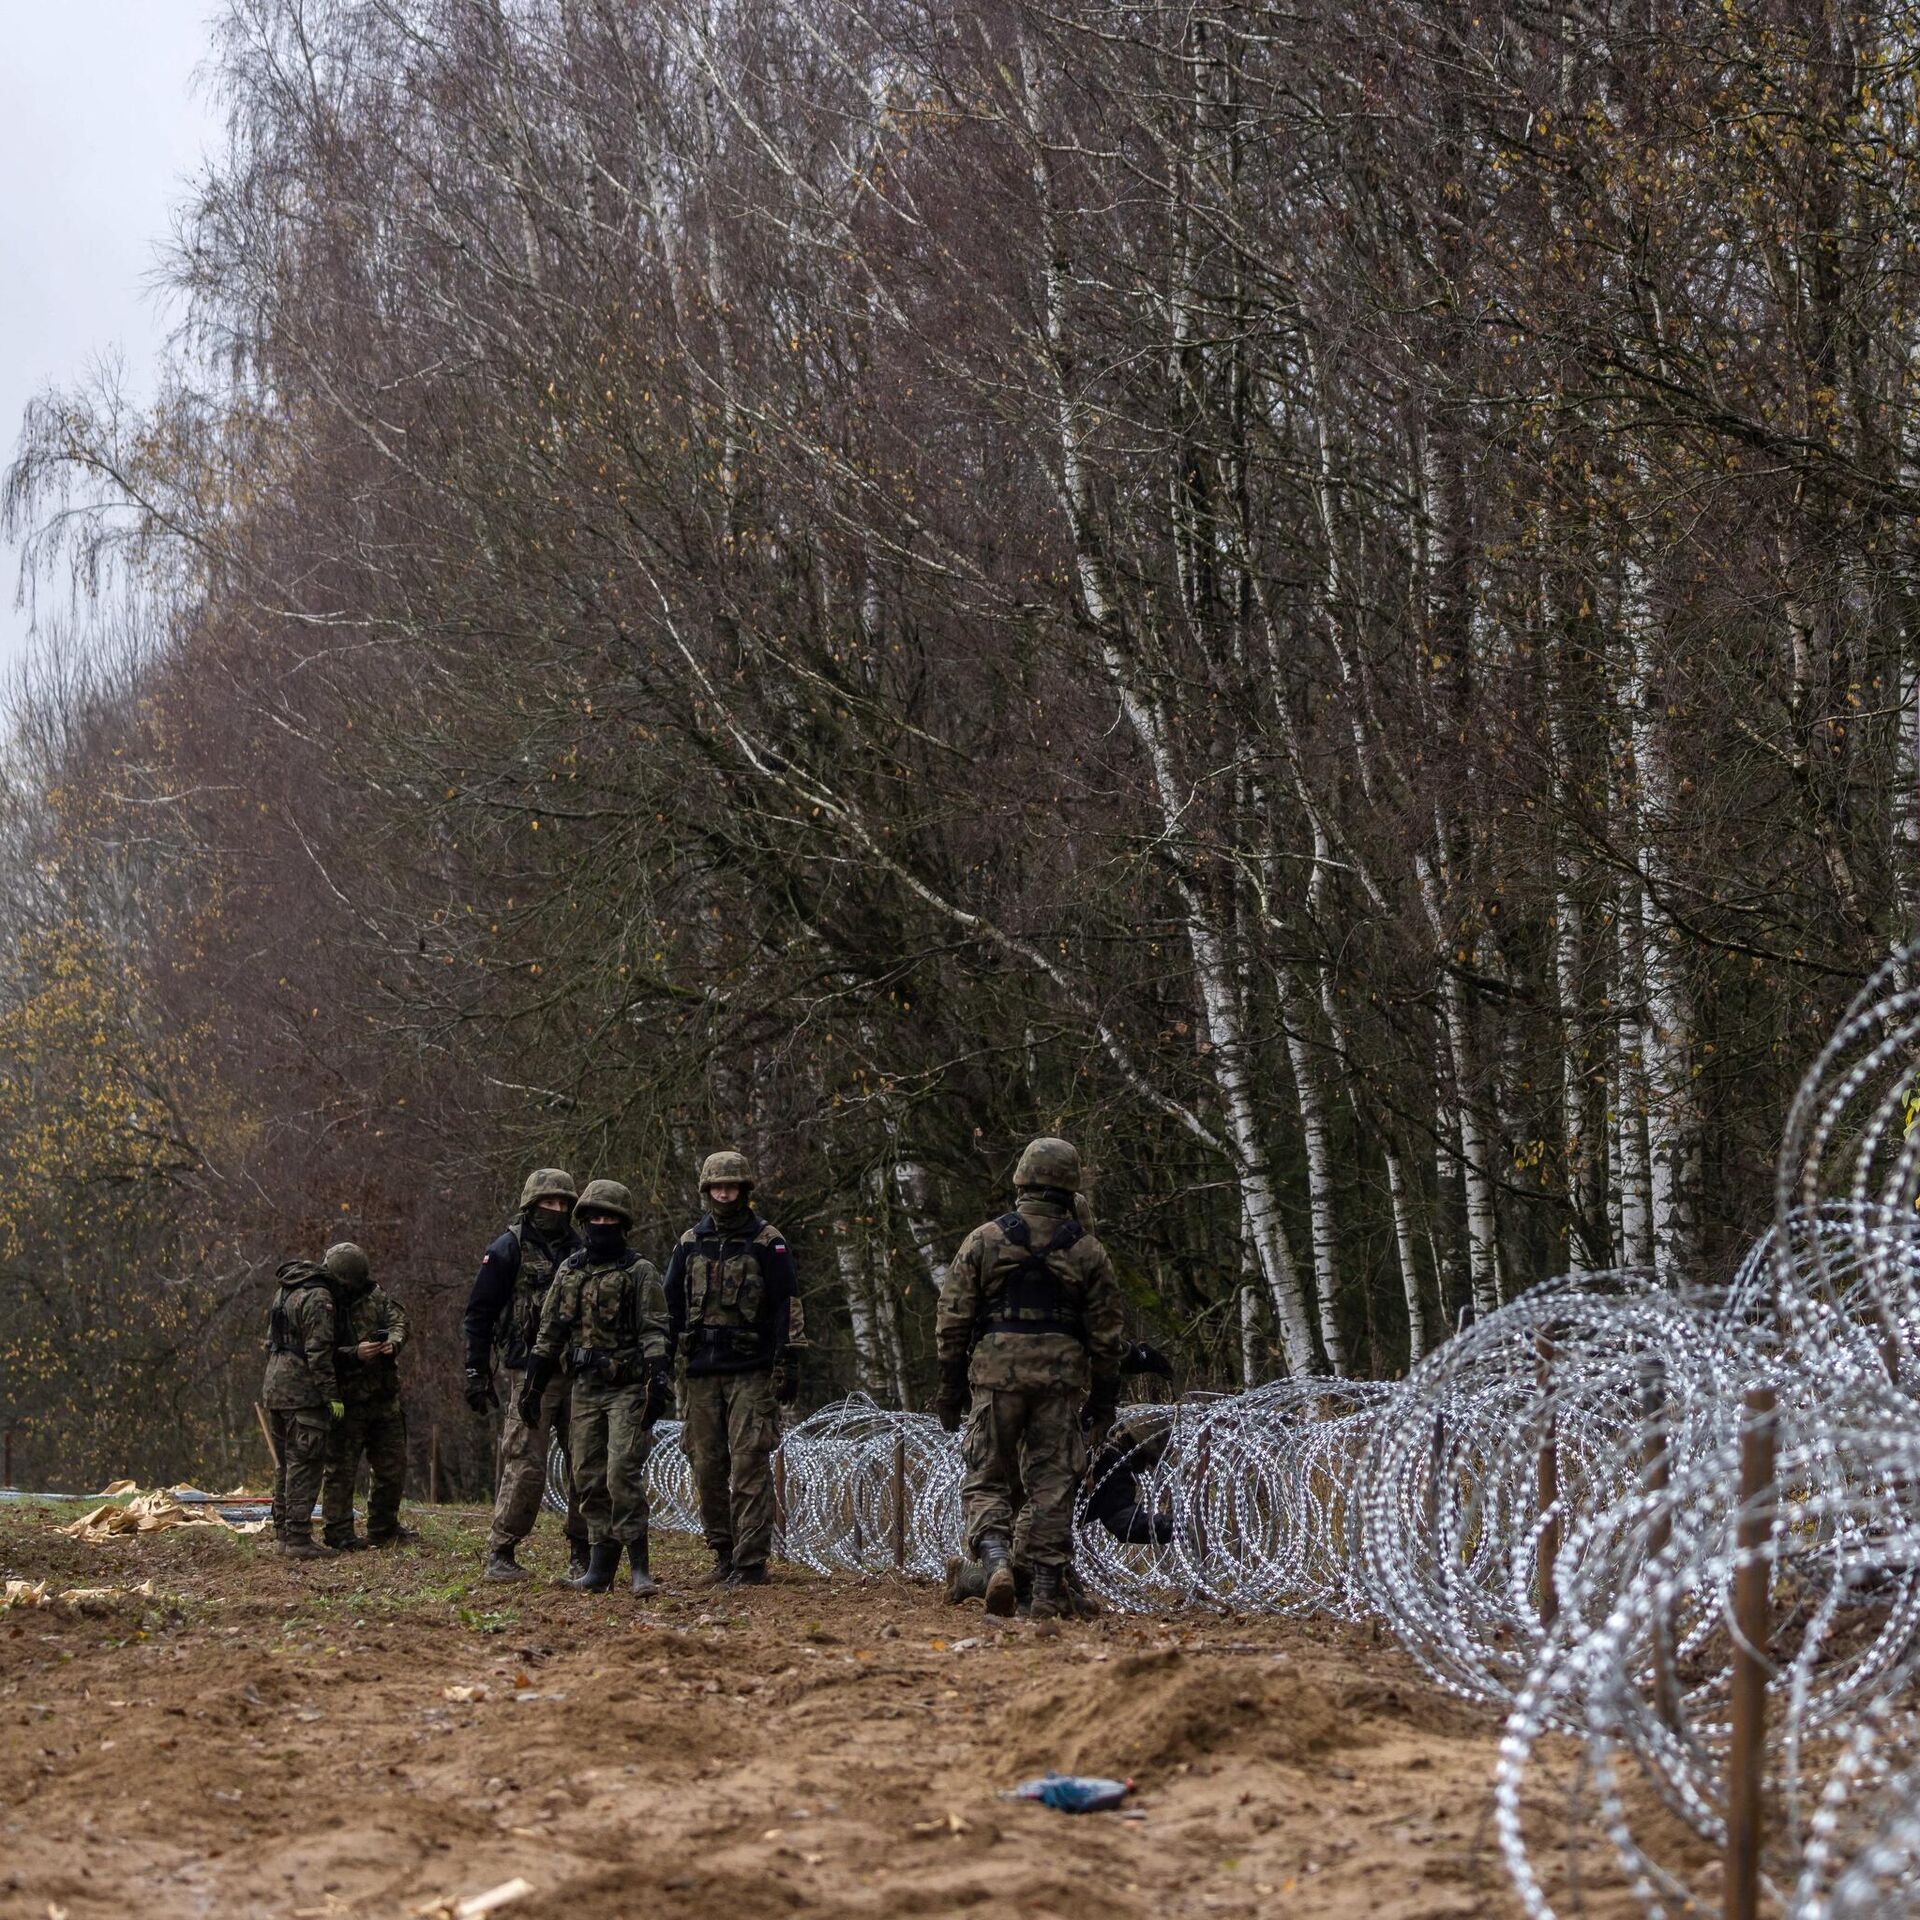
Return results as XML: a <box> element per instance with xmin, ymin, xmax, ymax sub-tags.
<box><xmin>1013</xmin><ymin>1136</ymin><xmax>1081</xmax><ymax>1193</ymax></box>
<box><xmin>519</xmin><ymin>1167</ymin><xmax>578</xmax><ymax>1212</ymax></box>
<box><xmin>573</xmin><ymin>1178</ymin><xmax>634</xmax><ymax>1224</ymax></box>
<box><xmin>699</xmin><ymin>1150</ymin><xmax>754</xmax><ymax>1193</ymax></box>
<box><xmin>323</xmin><ymin>1242</ymin><xmax>371</xmax><ymax>1289</ymax></box>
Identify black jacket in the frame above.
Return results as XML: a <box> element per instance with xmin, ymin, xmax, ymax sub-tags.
<box><xmin>463</xmin><ymin>1221</ymin><xmax>582</xmax><ymax>1373</ymax></box>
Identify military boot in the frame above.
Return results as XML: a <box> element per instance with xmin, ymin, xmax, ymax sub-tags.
<box><xmin>282</xmin><ymin>1537</ymin><xmax>335</xmax><ymax>1562</ymax></box>
<box><xmin>979</xmin><ymin>1532</ymin><xmax>1017</xmax><ymax>1618</ymax></box>
<box><xmin>628</xmin><ymin>1535</ymin><xmax>660</xmax><ymax>1597</ymax></box>
<box><xmin>945</xmin><ymin>1555</ymin><xmax>987</xmax><ymax>1605</ymax></box>
<box><xmin>325</xmin><ymin>1534</ymin><xmax>369</xmax><ymax>1552</ymax></box>
<box><xmin>1028</xmin><ymin>1563</ymin><xmax>1065</xmax><ymax>1621</ymax></box>
<box><xmin>568</xmin><ymin>1540</ymin><xmax>619</xmax><ymax>1592</ymax></box>
<box><xmin>723</xmin><ymin>1563</ymin><xmax>767</xmax><ymax>1588</ymax></box>
<box><xmin>483</xmin><ymin>1545</ymin><xmax>531</xmax><ymax>1584</ymax></box>
<box><xmin>701</xmin><ymin>1552</ymin><xmax>735</xmax><ymax>1587</ymax></box>
<box><xmin>565</xmin><ymin>1536</ymin><xmax>591</xmax><ymax>1582</ymax></box>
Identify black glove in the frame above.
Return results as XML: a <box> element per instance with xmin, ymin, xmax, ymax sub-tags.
<box><xmin>517</xmin><ymin>1355</ymin><xmax>556</xmax><ymax>1425</ymax></box>
<box><xmin>931</xmin><ymin>1364</ymin><xmax>969</xmax><ymax>1434</ymax></box>
<box><xmin>640</xmin><ymin>1360</ymin><xmax>672</xmax><ymax>1429</ymax></box>
<box><xmin>464</xmin><ymin>1367</ymin><xmax>497</xmax><ymax>1415</ymax></box>
<box><xmin>1122</xmin><ymin>1341</ymin><xmax>1175</xmax><ymax>1381</ymax></box>
<box><xmin>1082</xmin><ymin>1378</ymin><xmax>1119</xmax><ymax>1440</ymax></box>
<box><xmin>771</xmin><ymin>1348</ymin><xmax>800</xmax><ymax>1406</ymax></box>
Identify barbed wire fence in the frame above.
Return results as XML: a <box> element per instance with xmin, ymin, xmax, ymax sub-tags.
<box><xmin>536</xmin><ymin>946</ymin><xmax>1920</xmax><ymax>1915</ymax></box>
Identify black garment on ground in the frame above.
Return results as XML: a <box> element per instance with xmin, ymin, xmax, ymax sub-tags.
<box><xmin>1083</xmin><ymin>1429</ymin><xmax>1174</xmax><ymax>1546</ymax></box>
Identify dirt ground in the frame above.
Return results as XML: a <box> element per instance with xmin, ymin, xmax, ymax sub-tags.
<box><xmin>0</xmin><ymin>1500</ymin><xmax>1648</xmax><ymax>1920</ymax></box>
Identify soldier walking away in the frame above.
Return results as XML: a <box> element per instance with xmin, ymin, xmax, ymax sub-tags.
<box><xmin>664</xmin><ymin>1151</ymin><xmax>799</xmax><ymax>1588</ymax></box>
<box><xmin>945</xmin><ymin>1343</ymin><xmax>1174</xmax><ymax>1611</ymax></box>
<box><xmin>933</xmin><ymin>1137</ymin><xmax>1125</xmax><ymax>1621</ymax></box>
<box><xmin>464</xmin><ymin>1168</ymin><xmax>590</xmax><ymax>1582</ymax></box>
<box><xmin>519</xmin><ymin>1180</ymin><xmax>672</xmax><ymax>1595</ymax></box>
<box><xmin>262</xmin><ymin>1258</ymin><xmax>344</xmax><ymax>1561</ymax></box>
<box><xmin>318</xmin><ymin>1242</ymin><xmax>413</xmax><ymax>1550</ymax></box>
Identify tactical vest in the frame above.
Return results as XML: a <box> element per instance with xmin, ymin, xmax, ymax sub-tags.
<box><xmin>683</xmin><ymin>1218</ymin><xmax>779</xmax><ymax>1362</ymax></box>
<box><xmin>267</xmin><ymin>1273</ymin><xmax>341</xmax><ymax>1358</ymax></box>
<box><xmin>979</xmin><ymin>1212</ymin><xmax>1088</xmax><ymax>1344</ymax></box>
<box><xmin>557</xmin><ymin>1250</ymin><xmax>647</xmax><ymax>1381</ymax></box>
<box><xmin>504</xmin><ymin>1219</ymin><xmax>571</xmax><ymax>1361</ymax></box>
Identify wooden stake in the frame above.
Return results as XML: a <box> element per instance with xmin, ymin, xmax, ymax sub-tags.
<box><xmin>428</xmin><ymin>1423</ymin><xmax>442</xmax><ymax>1506</ymax></box>
<box><xmin>253</xmin><ymin>1401</ymin><xmax>279</xmax><ymax>1471</ymax></box>
<box><xmin>2</xmin><ymin>1426</ymin><xmax>12</xmax><ymax>1490</ymax></box>
<box><xmin>1425</xmin><ymin>1407</ymin><xmax>1447</xmax><ymax>1537</ymax></box>
<box><xmin>891</xmin><ymin>1432</ymin><xmax>908</xmax><ymax>1571</ymax></box>
<box><xmin>1725</xmin><ymin>1385</ymin><xmax>1778</xmax><ymax>1920</ymax></box>
<box><xmin>1535</xmin><ymin>1332</ymin><xmax>1560</xmax><ymax>1631</ymax></box>
<box><xmin>1641</xmin><ymin>1360</ymin><xmax>1681</xmax><ymax>1730</ymax></box>
<box><xmin>773</xmin><ymin>1449</ymin><xmax>788</xmax><ymax>1561</ymax></box>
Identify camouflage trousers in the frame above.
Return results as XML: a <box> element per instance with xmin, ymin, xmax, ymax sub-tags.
<box><xmin>961</xmin><ymin>1386</ymin><xmax>1086</xmax><ymax>1570</ymax></box>
<box><xmin>568</xmin><ymin>1374</ymin><xmax>655</xmax><ymax>1546</ymax></box>
<box><xmin>487</xmin><ymin>1367</ymin><xmax>585</xmax><ymax>1553</ymax></box>
<box><xmin>321</xmin><ymin>1395</ymin><xmax>407</xmax><ymax>1544</ymax></box>
<box><xmin>683</xmin><ymin>1369</ymin><xmax>777</xmax><ymax>1572</ymax></box>
<box><xmin>267</xmin><ymin>1405</ymin><xmax>331</xmax><ymax>1543</ymax></box>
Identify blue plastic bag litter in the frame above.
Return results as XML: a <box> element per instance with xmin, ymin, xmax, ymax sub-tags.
<box><xmin>1006</xmin><ymin>1772</ymin><xmax>1133</xmax><ymax>1813</ymax></box>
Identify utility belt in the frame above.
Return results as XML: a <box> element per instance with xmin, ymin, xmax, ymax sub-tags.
<box><xmin>692</xmin><ymin>1322</ymin><xmax>768</xmax><ymax>1365</ymax></box>
<box><xmin>567</xmin><ymin>1344</ymin><xmax>643</xmax><ymax>1384</ymax></box>
<box><xmin>983</xmin><ymin>1311</ymin><xmax>1089</xmax><ymax>1345</ymax></box>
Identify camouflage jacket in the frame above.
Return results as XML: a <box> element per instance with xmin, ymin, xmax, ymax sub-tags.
<box><xmin>334</xmin><ymin>1283</ymin><xmax>411</xmax><ymax>1405</ymax></box>
<box><xmin>262</xmin><ymin>1270</ymin><xmax>340</xmax><ymax>1410</ymax></box>
<box><xmin>533</xmin><ymin>1248</ymin><xmax>670</xmax><ymax>1384</ymax></box>
<box><xmin>935</xmin><ymin>1197</ymin><xmax>1126</xmax><ymax>1394</ymax></box>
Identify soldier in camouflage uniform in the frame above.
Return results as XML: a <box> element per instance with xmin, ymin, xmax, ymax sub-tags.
<box><xmin>933</xmin><ymin>1137</ymin><xmax>1126</xmax><ymax>1620</ymax></box>
<box><xmin>665</xmin><ymin>1151</ymin><xmax>799</xmax><ymax>1588</ymax></box>
<box><xmin>463</xmin><ymin>1168</ymin><xmax>588</xmax><ymax>1582</ymax></box>
<box><xmin>318</xmin><ymin>1243</ymin><xmax>412</xmax><ymax>1550</ymax></box>
<box><xmin>520</xmin><ymin>1180</ymin><xmax>672</xmax><ymax>1594</ymax></box>
<box><xmin>262</xmin><ymin>1258</ymin><xmax>343</xmax><ymax>1561</ymax></box>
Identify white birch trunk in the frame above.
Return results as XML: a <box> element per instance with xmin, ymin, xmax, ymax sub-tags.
<box><xmin>833</xmin><ymin>1213</ymin><xmax>886</xmax><ymax>1398</ymax></box>
<box><xmin>864</xmin><ymin>1165</ymin><xmax>911</xmax><ymax>1405</ymax></box>
<box><xmin>1239</xmin><ymin>1234</ymin><xmax>1264</xmax><ymax>1388</ymax></box>
<box><xmin>1014</xmin><ymin>26</ymin><xmax>1317</xmax><ymax>1376</ymax></box>
<box><xmin>1614</xmin><ymin>874</ymin><xmax>1657</xmax><ymax>1271</ymax></box>
<box><xmin>1277</xmin><ymin>965</ymin><xmax>1347</xmax><ymax>1374</ymax></box>
<box><xmin>1418</xmin><ymin>851</ymin><xmax>1501</xmax><ymax>1315</ymax></box>
<box><xmin>1894</xmin><ymin>655</ymin><xmax>1920</xmax><ymax>962</ymax></box>
<box><xmin>1550</xmin><ymin>676</ymin><xmax>1595</xmax><ymax>1271</ymax></box>
<box><xmin>1386</xmin><ymin>1145</ymin><xmax>1428</xmax><ymax>1366</ymax></box>
<box><xmin>1621</xmin><ymin>554</ymin><xmax>1699</xmax><ymax>1283</ymax></box>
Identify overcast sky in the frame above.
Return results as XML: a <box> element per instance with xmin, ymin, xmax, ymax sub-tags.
<box><xmin>0</xmin><ymin>3</ymin><xmax>221</xmax><ymax>672</ymax></box>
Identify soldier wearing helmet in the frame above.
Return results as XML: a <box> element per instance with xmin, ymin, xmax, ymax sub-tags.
<box><xmin>262</xmin><ymin>1257</ymin><xmax>344</xmax><ymax>1560</ymax></box>
<box><xmin>317</xmin><ymin>1242</ymin><xmax>414</xmax><ymax>1550</ymax></box>
<box><xmin>663</xmin><ymin>1149</ymin><xmax>799</xmax><ymax>1587</ymax></box>
<box><xmin>462</xmin><ymin>1167</ymin><xmax>590</xmax><ymax>1582</ymax></box>
<box><xmin>520</xmin><ymin>1180</ymin><xmax>672</xmax><ymax>1594</ymax></box>
<box><xmin>933</xmin><ymin>1137</ymin><xmax>1126</xmax><ymax>1621</ymax></box>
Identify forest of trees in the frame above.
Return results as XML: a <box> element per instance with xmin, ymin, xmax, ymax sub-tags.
<box><xmin>2</xmin><ymin>0</ymin><xmax>1917</xmax><ymax>1492</ymax></box>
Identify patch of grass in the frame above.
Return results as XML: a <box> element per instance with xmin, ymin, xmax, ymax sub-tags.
<box><xmin>455</xmin><ymin>1604</ymin><xmax>520</xmax><ymax>1633</ymax></box>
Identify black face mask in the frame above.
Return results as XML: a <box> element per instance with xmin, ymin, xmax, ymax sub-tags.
<box><xmin>584</xmin><ymin>1221</ymin><xmax>628</xmax><ymax>1259</ymax></box>
<box><xmin>527</xmin><ymin>1207</ymin><xmax>572</xmax><ymax>1242</ymax></box>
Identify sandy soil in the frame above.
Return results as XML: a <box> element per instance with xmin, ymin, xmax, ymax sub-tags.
<box><xmin>0</xmin><ymin>1501</ymin><xmax>1648</xmax><ymax>1920</ymax></box>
